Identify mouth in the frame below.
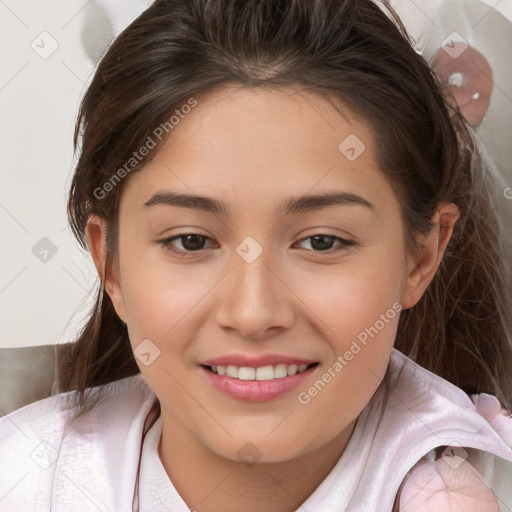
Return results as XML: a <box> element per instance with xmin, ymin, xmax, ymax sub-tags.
<box><xmin>200</xmin><ymin>362</ymin><xmax>319</xmax><ymax>381</ymax></box>
<box><xmin>199</xmin><ymin>361</ymin><xmax>320</xmax><ymax>402</ymax></box>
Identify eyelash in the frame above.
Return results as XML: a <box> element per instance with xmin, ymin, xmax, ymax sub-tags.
<box><xmin>158</xmin><ymin>233</ymin><xmax>355</xmax><ymax>257</ymax></box>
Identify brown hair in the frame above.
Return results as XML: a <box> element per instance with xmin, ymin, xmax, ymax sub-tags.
<box><xmin>59</xmin><ymin>0</ymin><xmax>512</xmax><ymax>429</ymax></box>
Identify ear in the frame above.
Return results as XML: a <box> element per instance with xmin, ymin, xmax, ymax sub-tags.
<box><xmin>85</xmin><ymin>214</ymin><xmax>127</xmax><ymax>323</ymax></box>
<box><xmin>401</xmin><ymin>202</ymin><xmax>460</xmax><ymax>310</ymax></box>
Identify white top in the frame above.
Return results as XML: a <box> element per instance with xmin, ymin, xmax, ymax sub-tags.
<box><xmin>1</xmin><ymin>348</ymin><xmax>511</xmax><ymax>511</ymax></box>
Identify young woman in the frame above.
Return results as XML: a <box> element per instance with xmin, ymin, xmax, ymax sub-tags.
<box><xmin>1</xmin><ymin>0</ymin><xmax>511</xmax><ymax>510</ymax></box>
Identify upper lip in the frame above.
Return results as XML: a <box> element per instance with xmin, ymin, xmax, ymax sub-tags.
<box><xmin>201</xmin><ymin>354</ymin><xmax>318</xmax><ymax>368</ymax></box>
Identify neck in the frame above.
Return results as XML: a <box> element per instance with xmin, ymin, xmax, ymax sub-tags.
<box><xmin>158</xmin><ymin>414</ymin><xmax>357</xmax><ymax>512</ymax></box>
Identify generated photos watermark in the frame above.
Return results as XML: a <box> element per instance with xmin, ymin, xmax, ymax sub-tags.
<box><xmin>93</xmin><ymin>97</ymin><xmax>198</xmax><ymax>200</ymax></box>
<box><xmin>297</xmin><ymin>301</ymin><xmax>403</xmax><ymax>405</ymax></box>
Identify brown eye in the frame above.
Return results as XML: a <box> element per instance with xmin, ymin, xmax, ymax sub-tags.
<box><xmin>160</xmin><ymin>234</ymin><xmax>215</xmax><ymax>256</ymax></box>
<box><xmin>295</xmin><ymin>234</ymin><xmax>353</xmax><ymax>253</ymax></box>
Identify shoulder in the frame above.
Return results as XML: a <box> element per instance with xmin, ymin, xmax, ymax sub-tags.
<box><xmin>387</xmin><ymin>349</ymin><xmax>512</xmax><ymax>455</ymax></box>
<box><xmin>0</xmin><ymin>373</ymin><xmax>150</xmax><ymax>439</ymax></box>
<box><xmin>0</xmin><ymin>373</ymin><xmax>155</xmax><ymax>510</ymax></box>
<box><xmin>398</xmin><ymin>448</ymin><xmax>502</xmax><ymax>512</ymax></box>
<box><xmin>354</xmin><ymin>350</ymin><xmax>512</xmax><ymax>510</ymax></box>
<box><xmin>386</xmin><ymin>350</ymin><xmax>512</xmax><ymax>511</ymax></box>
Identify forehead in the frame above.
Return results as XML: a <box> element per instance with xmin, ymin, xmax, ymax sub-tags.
<box><xmin>160</xmin><ymin>85</ymin><xmax>372</xmax><ymax>160</ymax></box>
<box><xmin>120</xmin><ymin>85</ymin><xmax>393</xmax><ymax>215</ymax></box>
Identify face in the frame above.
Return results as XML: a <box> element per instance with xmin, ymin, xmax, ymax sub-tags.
<box><xmin>97</xmin><ymin>85</ymin><xmax>432</xmax><ymax>464</ymax></box>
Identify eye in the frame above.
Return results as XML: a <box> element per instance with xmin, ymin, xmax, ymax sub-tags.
<box><xmin>294</xmin><ymin>234</ymin><xmax>354</xmax><ymax>253</ymax></box>
<box><xmin>159</xmin><ymin>234</ymin><xmax>216</xmax><ymax>256</ymax></box>
<box><xmin>158</xmin><ymin>232</ymin><xmax>354</xmax><ymax>258</ymax></box>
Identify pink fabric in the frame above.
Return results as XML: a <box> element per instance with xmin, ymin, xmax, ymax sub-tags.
<box><xmin>399</xmin><ymin>393</ymin><xmax>512</xmax><ymax>511</ymax></box>
<box><xmin>400</xmin><ymin>456</ymin><xmax>500</xmax><ymax>511</ymax></box>
<box><xmin>471</xmin><ymin>393</ymin><xmax>512</xmax><ymax>447</ymax></box>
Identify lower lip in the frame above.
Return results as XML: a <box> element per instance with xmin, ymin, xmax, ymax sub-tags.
<box><xmin>200</xmin><ymin>364</ymin><xmax>318</xmax><ymax>402</ymax></box>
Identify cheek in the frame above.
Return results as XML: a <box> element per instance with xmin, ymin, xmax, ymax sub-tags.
<box><xmin>287</xmin><ymin>246</ymin><xmax>405</xmax><ymax>412</ymax></box>
<box><xmin>122</xmin><ymin>262</ymin><xmax>209</xmax><ymax>347</ymax></box>
<box><xmin>115</xmin><ymin>236</ymin><xmax>200</xmax><ymax>353</ymax></box>
<box><xmin>301</xmin><ymin>270</ymin><xmax>400</xmax><ymax>378</ymax></box>
<box><xmin>296</xmin><ymin>243</ymin><xmax>406</xmax><ymax>339</ymax></box>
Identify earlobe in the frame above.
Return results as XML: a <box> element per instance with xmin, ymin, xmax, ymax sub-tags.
<box><xmin>401</xmin><ymin>203</ymin><xmax>460</xmax><ymax>309</ymax></box>
<box><xmin>85</xmin><ymin>214</ymin><xmax>127</xmax><ymax>322</ymax></box>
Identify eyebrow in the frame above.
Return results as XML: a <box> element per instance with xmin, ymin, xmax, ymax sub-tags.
<box><xmin>143</xmin><ymin>190</ymin><xmax>374</xmax><ymax>216</ymax></box>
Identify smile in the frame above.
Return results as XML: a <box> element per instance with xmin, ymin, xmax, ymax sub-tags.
<box><xmin>200</xmin><ymin>362</ymin><xmax>320</xmax><ymax>402</ymax></box>
<box><xmin>204</xmin><ymin>362</ymin><xmax>317</xmax><ymax>381</ymax></box>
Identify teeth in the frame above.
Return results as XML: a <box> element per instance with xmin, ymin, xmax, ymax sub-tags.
<box><xmin>274</xmin><ymin>363</ymin><xmax>288</xmax><ymax>378</ymax></box>
<box><xmin>238</xmin><ymin>367</ymin><xmax>256</xmax><ymax>380</ymax></box>
<box><xmin>256</xmin><ymin>365</ymin><xmax>274</xmax><ymax>380</ymax></box>
<box><xmin>209</xmin><ymin>362</ymin><xmax>313</xmax><ymax>380</ymax></box>
<box><xmin>226</xmin><ymin>365</ymin><xmax>238</xmax><ymax>378</ymax></box>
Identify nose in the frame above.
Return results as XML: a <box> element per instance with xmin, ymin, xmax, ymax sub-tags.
<box><xmin>214</xmin><ymin>248</ymin><xmax>295</xmax><ymax>340</ymax></box>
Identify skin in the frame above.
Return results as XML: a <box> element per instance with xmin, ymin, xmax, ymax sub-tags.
<box><xmin>400</xmin><ymin>457</ymin><xmax>499</xmax><ymax>511</ymax></box>
<box><xmin>86</xmin><ymin>85</ymin><xmax>459</xmax><ymax>512</ymax></box>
